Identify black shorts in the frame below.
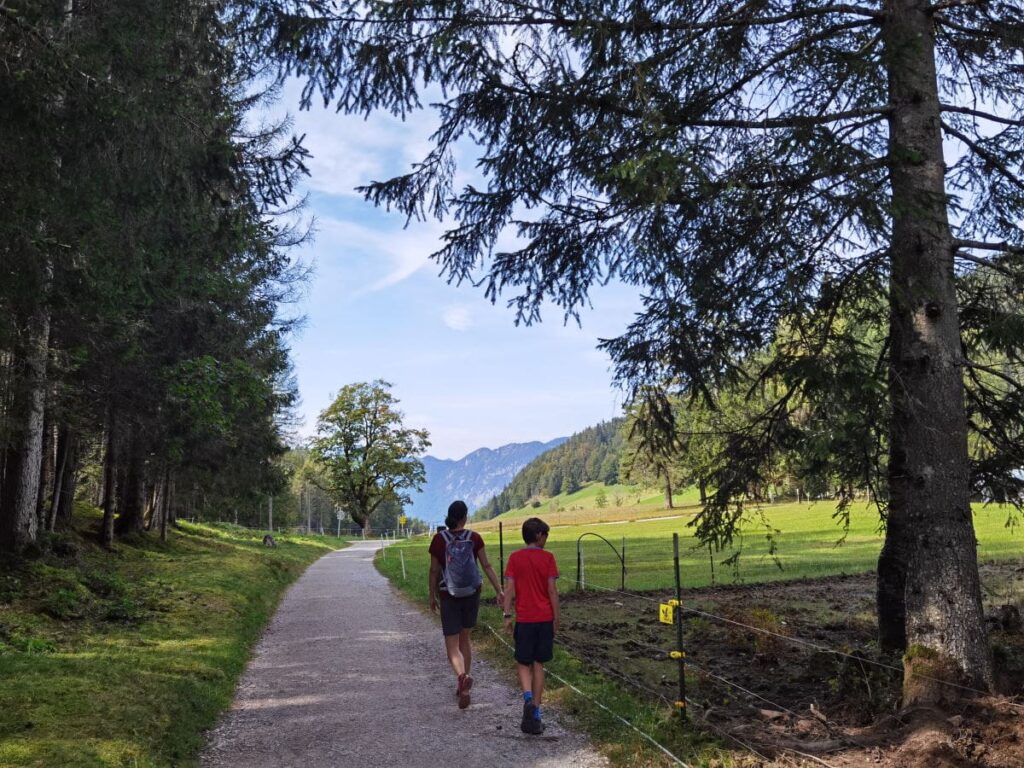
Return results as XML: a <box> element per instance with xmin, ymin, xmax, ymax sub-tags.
<box><xmin>440</xmin><ymin>591</ymin><xmax>480</xmax><ymax>636</ymax></box>
<box><xmin>513</xmin><ymin>621</ymin><xmax>554</xmax><ymax>665</ymax></box>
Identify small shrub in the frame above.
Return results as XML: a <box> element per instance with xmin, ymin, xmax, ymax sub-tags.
<box><xmin>43</xmin><ymin>531</ymin><xmax>80</xmax><ymax>559</ymax></box>
<box><xmin>101</xmin><ymin>596</ymin><xmax>144</xmax><ymax>624</ymax></box>
<box><xmin>832</xmin><ymin>649</ymin><xmax>900</xmax><ymax>721</ymax></box>
<box><xmin>40</xmin><ymin>587</ymin><xmax>89</xmax><ymax>620</ymax></box>
<box><xmin>81</xmin><ymin>570</ymin><xmax>128</xmax><ymax>598</ymax></box>
<box><xmin>14</xmin><ymin>636</ymin><xmax>57</xmax><ymax>655</ymax></box>
<box><xmin>530</xmin><ymin>500</ymin><xmax>542</xmax><ymax>509</ymax></box>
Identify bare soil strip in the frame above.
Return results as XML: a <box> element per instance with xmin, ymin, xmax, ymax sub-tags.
<box><xmin>201</xmin><ymin>541</ymin><xmax>607</xmax><ymax>768</ymax></box>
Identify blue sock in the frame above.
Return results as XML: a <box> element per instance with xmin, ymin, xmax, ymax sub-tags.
<box><xmin>534</xmin><ymin>706</ymin><xmax>542</xmax><ymax>720</ymax></box>
<box><xmin>523</xmin><ymin>691</ymin><xmax>533</xmax><ymax>703</ymax></box>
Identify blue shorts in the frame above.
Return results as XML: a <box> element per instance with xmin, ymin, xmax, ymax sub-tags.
<box><xmin>514</xmin><ymin>621</ymin><xmax>554</xmax><ymax>665</ymax></box>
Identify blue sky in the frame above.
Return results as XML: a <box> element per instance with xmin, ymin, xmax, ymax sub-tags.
<box><xmin>271</xmin><ymin>83</ymin><xmax>640</xmax><ymax>459</ymax></box>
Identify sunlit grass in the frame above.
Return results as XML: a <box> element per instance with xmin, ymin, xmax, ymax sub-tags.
<box><xmin>0</xmin><ymin>508</ymin><xmax>346</xmax><ymax>767</ymax></box>
<box><xmin>397</xmin><ymin>501</ymin><xmax>1023</xmax><ymax>593</ymax></box>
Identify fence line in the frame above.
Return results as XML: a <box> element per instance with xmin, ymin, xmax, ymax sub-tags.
<box><xmin>554</xmin><ymin>637</ymin><xmax>676</xmax><ymax>705</ymax></box>
<box><xmin>574</xmin><ymin>581</ymin><xmax>1024</xmax><ymax>708</ymax></box>
<box><xmin>555</xmin><ymin>625</ymin><xmax>827</xmax><ymax>766</ymax></box>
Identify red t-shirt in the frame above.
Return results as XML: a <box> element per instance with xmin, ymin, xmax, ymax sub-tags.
<box><xmin>429</xmin><ymin>529</ymin><xmax>485</xmax><ymax>598</ymax></box>
<box><xmin>505</xmin><ymin>547</ymin><xmax>559</xmax><ymax>623</ymax></box>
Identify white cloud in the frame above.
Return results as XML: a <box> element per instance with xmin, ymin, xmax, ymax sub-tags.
<box><xmin>442</xmin><ymin>306</ymin><xmax>473</xmax><ymax>331</ymax></box>
<box><xmin>311</xmin><ymin>215</ymin><xmax>444</xmax><ymax>296</ymax></box>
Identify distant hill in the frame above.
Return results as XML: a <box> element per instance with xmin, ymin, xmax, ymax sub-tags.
<box><xmin>476</xmin><ymin>419</ymin><xmax>626</xmax><ymax>519</ymax></box>
<box><xmin>405</xmin><ymin>439</ymin><xmax>567</xmax><ymax>524</ymax></box>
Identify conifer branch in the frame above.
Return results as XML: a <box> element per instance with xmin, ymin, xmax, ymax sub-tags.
<box><xmin>941</xmin><ymin>104</ymin><xmax>1024</xmax><ymax>127</ymax></box>
<box><xmin>324</xmin><ymin>4</ymin><xmax>883</xmax><ymax>34</ymax></box>
<box><xmin>941</xmin><ymin>121</ymin><xmax>1024</xmax><ymax>192</ymax></box>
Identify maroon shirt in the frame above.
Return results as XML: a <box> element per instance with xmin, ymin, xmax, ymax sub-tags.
<box><xmin>429</xmin><ymin>530</ymin><xmax>485</xmax><ymax>598</ymax></box>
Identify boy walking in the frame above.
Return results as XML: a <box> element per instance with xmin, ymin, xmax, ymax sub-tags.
<box><xmin>502</xmin><ymin>517</ymin><xmax>559</xmax><ymax>735</ymax></box>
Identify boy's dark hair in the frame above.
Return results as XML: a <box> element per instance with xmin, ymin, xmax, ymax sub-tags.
<box><xmin>521</xmin><ymin>517</ymin><xmax>550</xmax><ymax>544</ymax></box>
<box><xmin>445</xmin><ymin>500</ymin><xmax>469</xmax><ymax>528</ymax></box>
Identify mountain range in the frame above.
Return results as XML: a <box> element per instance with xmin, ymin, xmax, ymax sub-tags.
<box><xmin>405</xmin><ymin>438</ymin><xmax>567</xmax><ymax>524</ymax></box>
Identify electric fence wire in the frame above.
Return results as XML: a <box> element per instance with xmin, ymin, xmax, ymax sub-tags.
<box><xmin>551</xmin><ymin>636</ymin><xmax>787</xmax><ymax>767</ymax></box>
<box><xmin>681</xmin><ymin>696</ymin><xmax>776</xmax><ymax>765</ymax></box>
<box><xmin>482</xmin><ymin>623</ymin><xmax>694</xmax><ymax>768</ymax></box>
<box><xmin>553</xmin><ymin>637</ymin><xmax>676</xmax><ymax>705</ymax></box>
<box><xmin>685</xmin><ymin>659</ymin><xmax>802</xmax><ymax>720</ymax></box>
<box><xmin>575</xmin><ymin>581</ymin><xmax>1024</xmax><ymax>708</ymax></box>
<box><xmin>565</xmin><ymin>618</ymin><xmax>865</xmax><ymax>757</ymax></box>
<box><xmin>563</xmin><ymin>617</ymin><xmax>672</xmax><ymax>657</ymax></box>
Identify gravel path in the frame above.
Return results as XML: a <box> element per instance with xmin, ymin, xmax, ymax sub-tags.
<box><xmin>201</xmin><ymin>541</ymin><xmax>609</xmax><ymax>768</ymax></box>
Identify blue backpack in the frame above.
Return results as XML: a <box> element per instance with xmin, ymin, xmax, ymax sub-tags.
<box><xmin>440</xmin><ymin>529</ymin><xmax>482</xmax><ymax>597</ymax></box>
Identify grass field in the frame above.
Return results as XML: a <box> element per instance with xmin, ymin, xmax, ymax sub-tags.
<box><xmin>0</xmin><ymin>509</ymin><xmax>349</xmax><ymax>768</ymax></box>
<box><xmin>473</xmin><ymin>482</ymin><xmax>706</xmax><ymax>530</ymax></box>
<box><xmin>469</xmin><ymin>498</ymin><xmax>1024</xmax><ymax>592</ymax></box>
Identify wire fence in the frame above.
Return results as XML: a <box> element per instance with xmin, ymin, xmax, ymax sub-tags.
<box><xmin>387</xmin><ymin>520</ymin><xmax>1024</xmax><ymax>766</ymax></box>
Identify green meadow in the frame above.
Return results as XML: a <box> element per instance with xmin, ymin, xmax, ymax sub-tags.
<box><xmin>0</xmin><ymin>510</ymin><xmax>349</xmax><ymax>768</ymax></box>
<box><xmin>428</xmin><ymin>489</ymin><xmax>1024</xmax><ymax>593</ymax></box>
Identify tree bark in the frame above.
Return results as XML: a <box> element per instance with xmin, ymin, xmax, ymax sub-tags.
<box><xmin>160</xmin><ymin>472</ymin><xmax>172</xmax><ymax>543</ymax></box>
<box><xmin>115</xmin><ymin>436</ymin><xmax>146</xmax><ymax>535</ymax></box>
<box><xmin>54</xmin><ymin>431</ymin><xmax>77</xmax><ymax>530</ymax></box>
<box><xmin>663</xmin><ymin>472</ymin><xmax>674</xmax><ymax>510</ymax></box>
<box><xmin>100</xmin><ymin>416</ymin><xmax>117</xmax><ymax>548</ymax></box>
<box><xmin>876</xmin><ymin>510</ymin><xmax>909</xmax><ymax>654</ymax></box>
<box><xmin>46</xmin><ymin>423</ymin><xmax>71</xmax><ymax>532</ymax></box>
<box><xmin>0</xmin><ymin>309</ymin><xmax>51</xmax><ymax>553</ymax></box>
<box><xmin>882</xmin><ymin>0</ymin><xmax>992</xmax><ymax>702</ymax></box>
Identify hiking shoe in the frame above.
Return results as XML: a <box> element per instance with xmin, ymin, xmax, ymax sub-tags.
<box><xmin>521</xmin><ymin>701</ymin><xmax>537</xmax><ymax>733</ymax></box>
<box><xmin>522</xmin><ymin>714</ymin><xmax>545</xmax><ymax>735</ymax></box>
<box><xmin>457</xmin><ymin>673</ymin><xmax>473</xmax><ymax>709</ymax></box>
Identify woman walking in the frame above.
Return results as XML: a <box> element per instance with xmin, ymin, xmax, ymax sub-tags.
<box><xmin>428</xmin><ymin>500</ymin><xmax>503</xmax><ymax>708</ymax></box>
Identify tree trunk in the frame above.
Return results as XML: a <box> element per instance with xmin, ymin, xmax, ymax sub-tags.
<box><xmin>160</xmin><ymin>472</ymin><xmax>171</xmax><ymax>543</ymax></box>
<box><xmin>37</xmin><ymin>418</ymin><xmax>55</xmax><ymax>531</ymax></box>
<box><xmin>0</xmin><ymin>309</ymin><xmax>51</xmax><ymax>553</ymax></box>
<box><xmin>882</xmin><ymin>0</ymin><xmax>992</xmax><ymax>702</ymax></box>
<box><xmin>54</xmin><ymin>431</ymin><xmax>77</xmax><ymax>530</ymax></box>
<box><xmin>663</xmin><ymin>472</ymin><xmax>674</xmax><ymax>510</ymax></box>
<box><xmin>100</xmin><ymin>416</ymin><xmax>117</xmax><ymax>547</ymax></box>
<box><xmin>115</xmin><ymin>431</ymin><xmax>146</xmax><ymax>535</ymax></box>
<box><xmin>698</xmin><ymin>478</ymin><xmax>707</xmax><ymax>506</ymax></box>
<box><xmin>876</xmin><ymin>511</ymin><xmax>909</xmax><ymax>654</ymax></box>
<box><xmin>46</xmin><ymin>424</ymin><xmax>71</xmax><ymax>532</ymax></box>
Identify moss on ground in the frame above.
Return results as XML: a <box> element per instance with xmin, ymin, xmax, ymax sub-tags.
<box><xmin>0</xmin><ymin>507</ymin><xmax>347</xmax><ymax>767</ymax></box>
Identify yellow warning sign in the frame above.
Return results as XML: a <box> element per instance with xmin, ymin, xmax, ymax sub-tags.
<box><xmin>659</xmin><ymin>603</ymin><xmax>674</xmax><ymax>624</ymax></box>
<box><xmin>399</xmin><ymin>515</ymin><xmax>408</xmax><ymax>525</ymax></box>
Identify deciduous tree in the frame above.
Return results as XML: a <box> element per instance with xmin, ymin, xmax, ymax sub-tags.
<box><xmin>310</xmin><ymin>381</ymin><xmax>429</xmax><ymax>533</ymax></box>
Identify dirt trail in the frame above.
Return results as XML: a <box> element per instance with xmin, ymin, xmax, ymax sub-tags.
<box><xmin>201</xmin><ymin>541</ymin><xmax>608</xmax><ymax>768</ymax></box>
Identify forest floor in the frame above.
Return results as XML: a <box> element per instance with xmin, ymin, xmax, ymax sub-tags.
<box><xmin>560</xmin><ymin>559</ymin><xmax>1024</xmax><ymax>768</ymax></box>
<box><xmin>200</xmin><ymin>539</ymin><xmax>608</xmax><ymax>768</ymax></box>
<box><xmin>0</xmin><ymin>512</ymin><xmax>349</xmax><ymax>767</ymax></box>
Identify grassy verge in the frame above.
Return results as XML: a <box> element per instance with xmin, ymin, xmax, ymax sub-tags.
<box><xmin>0</xmin><ymin>506</ymin><xmax>348</xmax><ymax>768</ymax></box>
<box><xmin>375</xmin><ymin>537</ymin><xmax>732</xmax><ymax>767</ymax></box>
